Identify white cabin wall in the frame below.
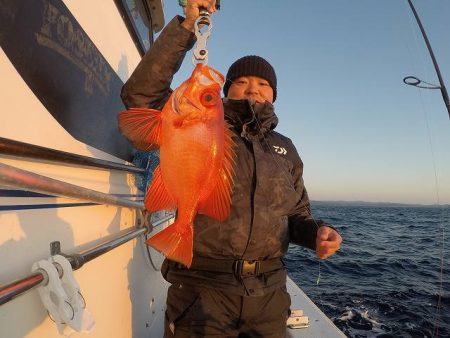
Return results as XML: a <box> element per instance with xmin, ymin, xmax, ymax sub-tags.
<box><xmin>0</xmin><ymin>50</ymin><xmax>84</xmax><ymax>153</ymax></box>
<box><xmin>63</xmin><ymin>0</ymin><xmax>143</xmax><ymax>82</ymax></box>
<box><xmin>0</xmin><ymin>50</ymin><xmax>126</xmax><ymax>163</ymax></box>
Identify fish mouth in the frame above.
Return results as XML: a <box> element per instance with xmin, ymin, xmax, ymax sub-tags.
<box><xmin>171</xmin><ymin>70</ymin><xmax>222</xmax><ymax>115</ymax></box>
<box><xmin>199</xmin><ymin>71</ymin><xmax>224</xmax><ymax>87</ymax></box>
<box><xmin>208</xmin><ymin>69</ymin><xmax>224</xmax><ymax>87</ymax></box>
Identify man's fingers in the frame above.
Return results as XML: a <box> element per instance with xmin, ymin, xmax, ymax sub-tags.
<box><xmin>316</xmin><ymin>243</ymin><xmax>337</xmax><ymax>259</ymax></box>
<box><xmin>316</xmin><ymin>227</ymin><xmax>342</xmax><ymax>259</ymax></box>
<box><xmin>318</xmin><ymin>240</ymin><xmax>338</xmax><ymax>249</ymax></box>
<box><xmin>317</xmin><ymin>226</ymin><xmax>332</xmax><ymax>240</ymax></box>
<box><xmin>192</xmin><ymin>0</ymin><xmax>216</xmax><ymax>13</ymax></box>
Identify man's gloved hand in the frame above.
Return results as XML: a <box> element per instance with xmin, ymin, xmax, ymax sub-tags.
<box><xmin>181</xmin><ymin>0</ymin><xmax>217</xmax><ymax>32</ymax></box>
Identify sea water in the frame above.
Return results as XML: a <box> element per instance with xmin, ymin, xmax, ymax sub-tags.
<box><xmin>285</xmin><ymin>202</ymin><xmax>450</xmax><ymax>338</ymax></box>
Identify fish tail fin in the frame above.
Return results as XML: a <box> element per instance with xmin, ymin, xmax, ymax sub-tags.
<box><xmin>145</xmin><ymin>221</ymin><xmax>193</xmax><ymax>267</ymax></box>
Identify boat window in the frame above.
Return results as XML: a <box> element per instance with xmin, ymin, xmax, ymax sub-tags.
<box><xmin>115</xmin><ymin>0</ymin><xmax>153</xmax><ymax>54</ymax></box>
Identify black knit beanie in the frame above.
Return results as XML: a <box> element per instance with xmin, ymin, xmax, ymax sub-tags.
<box><xmin>223</xmin><ymin>55</ymin><xmax>277</xmax><ymax>102</ymax></box>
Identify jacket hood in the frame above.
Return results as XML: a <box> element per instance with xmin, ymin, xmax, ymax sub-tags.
<box><xmin>223</xmin><ymin>99</ymin><xmax>278</xmax><ymax>138</ymax></box>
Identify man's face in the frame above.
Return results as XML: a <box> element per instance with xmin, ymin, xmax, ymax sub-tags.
<box><xmin>226</xmin><ymin>76</ymin><xmax>274</xmax><ymax>104</ymax></box>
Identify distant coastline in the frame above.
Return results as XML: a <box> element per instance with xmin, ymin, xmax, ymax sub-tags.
<box><xmin>311</xmin><ymin>200</ymin><xmax>450</xmax><ymax>208</ymax></box>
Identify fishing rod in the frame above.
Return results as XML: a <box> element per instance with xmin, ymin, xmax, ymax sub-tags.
<box><xmin>404</xmin><ymin>5</ymin><xmax>447</xmax><ymax>338</ymax></box>
<box><xmin>403</xmin><ymin>0</ymin><xmax>450</xmax><ymax>119</ymax></box>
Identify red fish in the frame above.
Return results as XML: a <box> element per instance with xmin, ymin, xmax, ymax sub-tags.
<box><xmin>118</xmin><ymin>64</ymin><xmax>234</xmax><ymax>267</ymax></box>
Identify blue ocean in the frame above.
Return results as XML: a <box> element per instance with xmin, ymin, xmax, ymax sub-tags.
<box><xmin>285</xmin><ymin>202</ymin><xmax>450</xmax><ymax>338</ymax></box>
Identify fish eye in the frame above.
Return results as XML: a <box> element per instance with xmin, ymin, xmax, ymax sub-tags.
<box><xmin>200</xmin><ymin>90</ymin><xmax>219</xmax><ymax>106</ymax></box>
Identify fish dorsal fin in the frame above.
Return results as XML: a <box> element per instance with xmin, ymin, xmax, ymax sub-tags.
<box><xmin>198</xmin><ymin>122</ymin><xmax>235</xmax><ymax>221</ymax></box>
<box><xmin>118</xmin><ymin>108</ymin><xmax>162</xmax><ymax>151</ymax></box>
<box><xmin>145</xmin><ymin>166</ymin><xmax>177</xmax><ymax>212</ymax></box>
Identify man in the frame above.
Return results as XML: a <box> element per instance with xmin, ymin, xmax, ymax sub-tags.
<box><xmin>121</xmin><ymin>1</ymin><xmax>342</xmax><ymax>336</ymax></box>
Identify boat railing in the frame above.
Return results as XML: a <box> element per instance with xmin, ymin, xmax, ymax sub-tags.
<box><xmin>0</xmin><ymin>213</ymin><xmax>173</xmax><ymax>306</ymax></box>
<box><xmin>0</xmin><ymin>136</ymin><xmax>145</xmax><ymax>173</ymax></box>
<box><xmin>0</xmin><ymin>136</ymin><xmax>171</xmax><ymax>306</ymax></box>
<box><xmin>0</xmin><ymin>162</ymin><xmax>144</xmax><ymax>209</ymax></box>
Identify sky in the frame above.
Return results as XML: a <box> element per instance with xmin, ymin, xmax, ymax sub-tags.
<box><xmin>159</xmin><ymin>0</ymin><xmax>450</xmax><ymax>205</ymax></box>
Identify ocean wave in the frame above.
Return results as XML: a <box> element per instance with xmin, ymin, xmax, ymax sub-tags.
<box><xmin>286</xmin><ymin>203</ymin><xmax>450</xmax><ymax>338</ymax></box>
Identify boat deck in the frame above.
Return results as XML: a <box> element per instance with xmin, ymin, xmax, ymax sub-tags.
<box><xmin>286</xmin><ymin>277</ymin><xmax>346</xmax><ymax>337</ymax></box>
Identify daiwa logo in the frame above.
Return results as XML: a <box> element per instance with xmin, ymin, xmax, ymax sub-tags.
<box><xmin>273</xmin><ymin>145</ymin><xmax>287</xmax><ymax>155</ymax></box>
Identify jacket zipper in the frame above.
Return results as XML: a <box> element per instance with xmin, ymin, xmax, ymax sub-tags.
<box><xmin>240</xmin><ymin>138</ymin><xmax>257</xmax><ymax>258</ymax></box>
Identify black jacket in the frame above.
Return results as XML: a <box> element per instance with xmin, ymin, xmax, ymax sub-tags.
<box><xmin>121</xmin><ymin>16</ymin><xmax>328</xmax><ymax>296</ymax></box>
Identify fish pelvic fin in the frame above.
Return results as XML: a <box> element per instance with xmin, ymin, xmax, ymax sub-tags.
<box><xmin>198</xmin><ymin>122</ymin><xmax>235</xmax><ymax>221</ymax></box>
<box><xmin>118</xmin><ymin>108</ymin><xmax>162</xmax><ymax>151</ymax></box>
<box><xmin>145</xmin><ymin>166</ymin><xmax>176</xmax><ymax>211</ymax></box>
<box><xmin>146</xmin><ymin>221</ymin><xmax>193</xmax><ymax>267</ymax></box>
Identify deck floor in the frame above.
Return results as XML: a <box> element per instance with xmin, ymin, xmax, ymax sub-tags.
<box><xmin>286</xmin><ymin>278</ymin><xmax>346</xmax><ymax>337</ymax></box>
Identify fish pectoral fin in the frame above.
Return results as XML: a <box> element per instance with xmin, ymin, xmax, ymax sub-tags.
<box><xmin>145</xmin><ymin>221</ymin><xmax>193</xmax><ymax>267</ymax></box>
<box><xmin>118</xmin><ymin>108</ymin><xmax>162</xmax><ymax>150</ymax></box>
<box><xmin>198</xmin><ymin>169</ymin><xmax>233</xmax><ymax>221</ymax></box>
<box><xmin>145</xmin><ymin>166</ymin><xmax>177</xmax><ymax>211</ymax></box>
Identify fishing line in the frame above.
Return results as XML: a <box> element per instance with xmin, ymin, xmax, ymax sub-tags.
<box><xmin>402</xmin><ymin>3</ymin><xmax>446</xmax><ymax>336</ymax></box>
<box><xmin>247</xmin><ymin>102</ymin><xmax>326</xmax><ymax>307</ymax></box>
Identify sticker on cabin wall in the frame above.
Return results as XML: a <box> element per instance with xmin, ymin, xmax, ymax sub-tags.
<box><xmin>0</xmin><ymin>0</ymin><xmax>135</xmax><ymax>161</ymax></box>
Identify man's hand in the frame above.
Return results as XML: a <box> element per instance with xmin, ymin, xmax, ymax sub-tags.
<box><xmin>315</xmin><ymin>226</ymin><xmax>342</xmax><ymax>259</ymax></box>
<box><xmin>181</xmin><ymin>0</ymin><xmax>217</xmax><ymax>32</ymax></box>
